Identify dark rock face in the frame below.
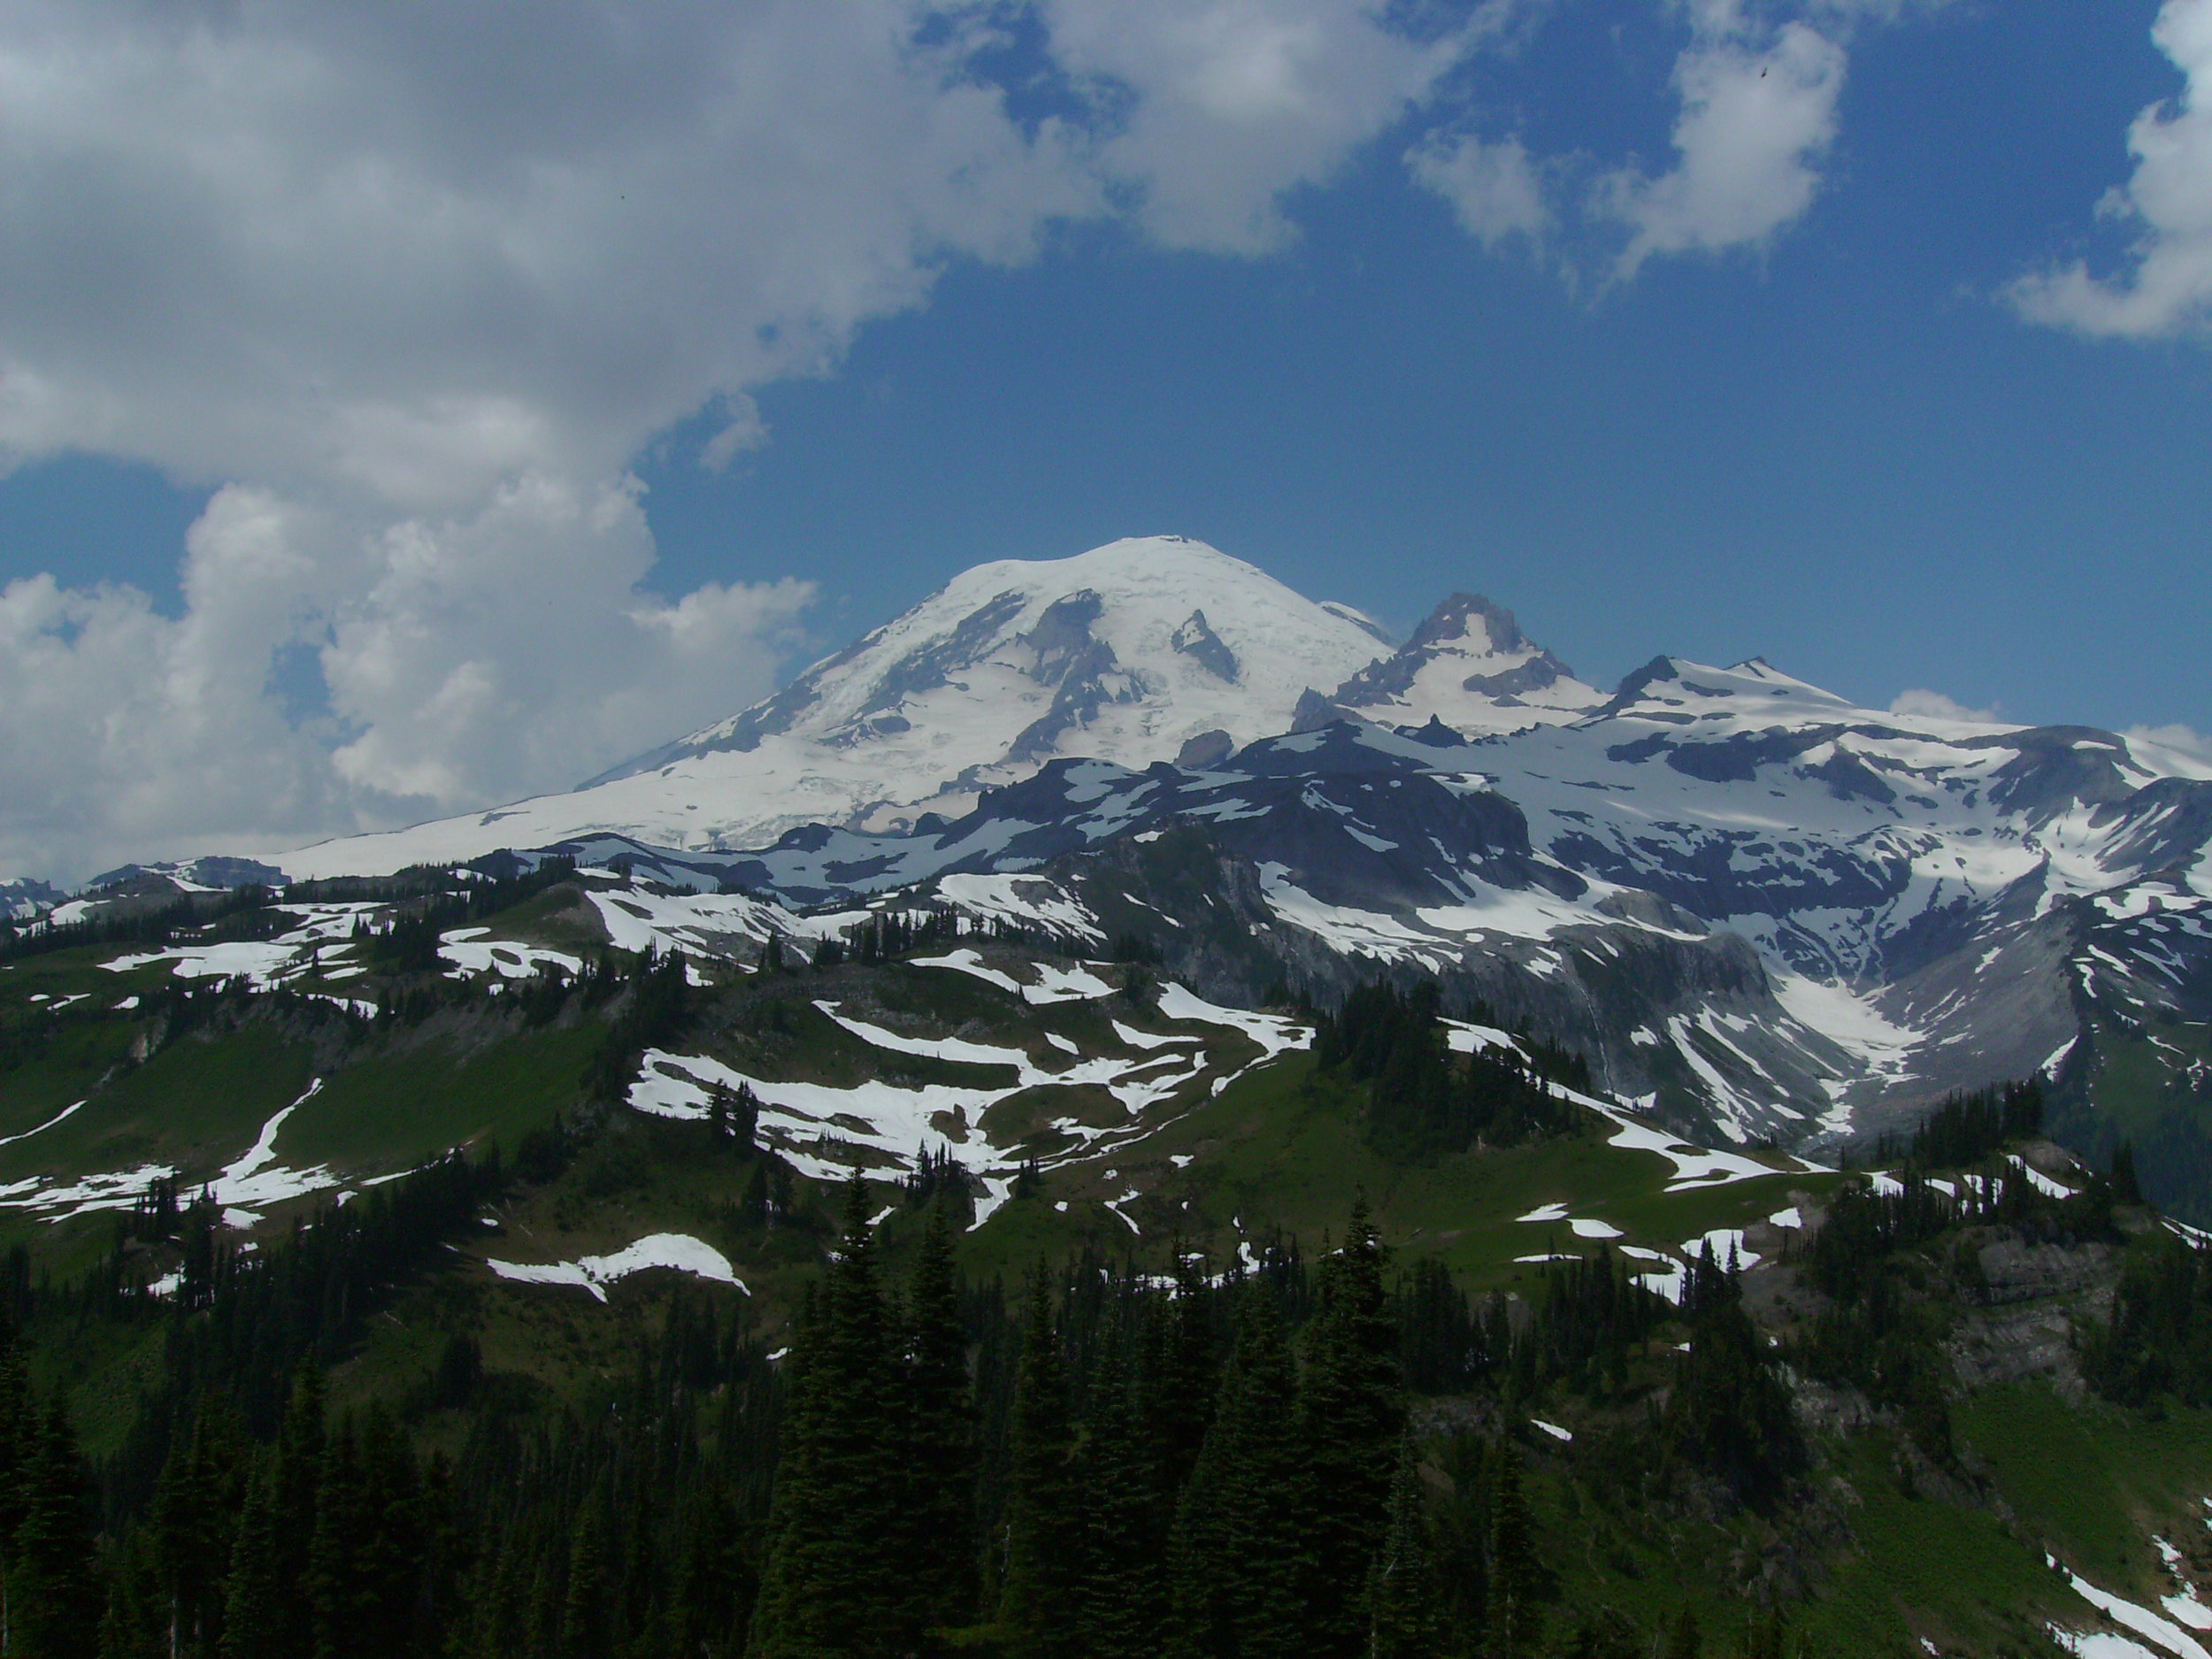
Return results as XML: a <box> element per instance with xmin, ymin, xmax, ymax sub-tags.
<box><xmin>1171</xmin><ymin>609</ymin><xmax>1241</xmax><ymax>682</ymax></box>
<box><xmin>546</xmin><ymin>690</ymin><xmax>2212</xmax><ymax>1159</ymax></box>
<box><xmin>1176</xmin><ymin>729</ymin><xmax>1235</xmax><ymax>767</ymax></box>
<box><xmin>1017</xmin><ymin>590</ymin><xmax>1108</xmax><ymax>682</ymax></box>
<box><xmin>2096</xmin><ymin>777</ymin><xmax>2212</xmax><ymax>873</ymax></box>
<box><xmin>1006</xmin><ymin>636</ymin><xmax>1132</xmax><ymax>764</ymax></box>
<box><xmin>1971</xmin><ymin>726</ymin><xmax>2141</xmax><ymax>818</ymax></box>
<box><xmin>0</xmin><ymin>876</ymin><xmax>64</xmax><ymax>919</ymax></box>
<box><xmin>85</xmin><ymin>856</ymin><xmax>285</xmax><ymax>892</ymax></box>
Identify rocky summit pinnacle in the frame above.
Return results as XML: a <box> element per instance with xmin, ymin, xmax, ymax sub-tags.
<box><xmin>1321</xmin><ymin>590</ymin><xmax>1605</xmax><ymax>734</ymax></box>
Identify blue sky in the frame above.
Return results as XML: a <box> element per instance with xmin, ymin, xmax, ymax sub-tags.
<box><xmin>0</xmin><ymin>0</ymin><xmax>2207</xmax><ymax>879</ymax></box>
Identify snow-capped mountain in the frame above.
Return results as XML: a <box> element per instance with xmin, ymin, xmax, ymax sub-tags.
<box><xmin>1311</xmin><ymin>592</ymin><xmax>1604</xmax><ymax>734</ymax></box>
<box><xmin>134</xmin><ymin>536</ymin><xmax>2212</xmax><ymax>1177</ymax></box>
<box><xmin>458</xmin><ymin>651</ymin><xmax>2212</xmax><ymax>1161</ymax></box>
<box><xmin>279</xmin><ymin>536</ymin><xmax>1400</xmax><ymax>879</ymax></box>
<box><xmin>0</xmin><ymin>877</ymin><xmax>61</xmax><ymax>922</ymax></box>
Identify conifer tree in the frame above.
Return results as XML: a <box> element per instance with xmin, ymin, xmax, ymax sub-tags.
<box><xmin>1299</xmin><ymin>1199</ymin><xmax>1403</xmax><ymax>1653</ymax></box>
<box><xmin>1740</xmin><ymin>1608</ymin><xmax>1788</xmax><ymax>1659</ymax></box>
<box><xmin>1663</xmin><ymin>1608</ymin><xmax>1702</xmax><ymax>1659</ymax></box>
<box><xmin>902</xmin><ymin>1195</ymin><xmax>979</xmax><ymax>1640</ymax></box>
<box><xmin>0</xmin><ymin>1325</ymin><xmax>32</xmax><ymax>1655</ymax></box>
<box><xmin>470</xmin><ymin>1531</ymin><xmax>530</xmax><ymax>1659</ymax></box>
<box><xmin>525</xmin><ymin>1554</ymin><xmax>561</xmax><ymax>1659</ymax></box>
<box><xmin>565</xmin><ymin>1502</ymin><xmax>612</xmax><ymax>1659</ymax></box>
<box><xmin>0</xmin><ymin>1324</ymin><xmax>28</xmax><ymax>1536</ymax></box>
<box><xmin>750</xmin><ymin>1179</ymin><xmax>908</xmax><ymax>1658</ymax></box>
<box><xmin>670</xmin><ymin>1483</ymin><xmax>750</xmax><ymax>1659</ymax></box>
<box><xmin>1557</xmin><ymin>1609</ymin><xmax>1644</xmax><ymax>1658</ymax></box>
<box><xmin>1148</xmin><ymin>1249</ymin><xmax>1217</xmax><ymax>1500</ymax></box>
<box><xmin>1077</xmin><ymin>1342</ymin><xmax>1169</xmax><ymax>1657</ymax></box>
<box><xmin>1365</xmin><ymin>1435</ymin><xmax>1443</xmax><ymax>1657</ymax></box>
<box><xmin>999</xmin><ymin>1273</ymin><xmax>1082</xmax><ymax>1655</ymax></box>
<box><xmin>8</xmin><ymin>1399</ymin><xmax>100</xmax><ymax>1659</ymax></box>
<box><xmin>271</xmin><ymin>1366</ymin><xmax>326</xmax><ymax>1659</ymax></box>
<box><xmin>96</xmin><ymin>1533</ymin><xmax>168</xmax><ymax>1659</ymax></box>
<box><xmin>1484</xmin><ymin>1444</ymin><xmax>1545</xmax><ymax>1659</ymax></box>
<box><xmin>307</xmin><ymin>1417</ymin><xmax>371</xmax><ymax>1659</ymax></box>
<box><xmin>2114</xmin><ymin>1141</ymin><xmax>2144</xmax><ymax>1207</ymax></box>
<box><xmin>219</xmin><ymin>1469</ymin><xmax>284</xmax><ymax>1659</ymax></box>
<box><xmin>1170</xmin><ymin>1292</ymin><xmax>1310</xmax><ymax>1659</ymax></box>
<box><xmin>348</xmin><ymin>1405</ymin><xmax>426</xmax><ymax>1655</ymax></box>
<box><xmin>1665</xmin><ymin>1254</ymin><xmax>1803</xmax><ymax>1507</ymax></box>
<box><xmin>151</xmin><ymin>1409</ymin><xmax>244</xmax><ymax>1657</ymax></box>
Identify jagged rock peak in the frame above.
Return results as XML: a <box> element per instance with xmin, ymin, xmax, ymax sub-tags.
<box><xmin>1323</xmin><ymin>589</ymin><xmax>1605</xmax><ymax>737</ymax></box>
<box><xmin>1170</xmin><ymin>609</ymin><xmax>1240</xmax><ymax>683</ymax></box>
<box><xmin>1404</xmin><ymin>592</ymin><xmax>1536</xmax><ymax>657</ymax></box>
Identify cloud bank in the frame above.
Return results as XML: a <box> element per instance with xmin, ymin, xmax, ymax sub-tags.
<box><xmin>0</xmin><ymin>0</ymin><xmax>1479</xmax><ymax>881</ymax></box>
<box><xmin>1597</xmin><ymin>0</ymin><xmax>1850</xmax><ymax>275</ymax></box>
<box><xmin>2010</xmin><ymin>0</ymin><xmax>2212</xmax><ymax>339</ymax></box>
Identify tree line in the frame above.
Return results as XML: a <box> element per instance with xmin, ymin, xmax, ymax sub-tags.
<box><xmin>1315</xmin><ymin>979</ymin><xmax>1586</xmax><ymax>1159</ymax></box>
<box><xmin>0</xmin><ymin>1155</ymin><xmax>1832</xmax><ymax>1657</ymax></box>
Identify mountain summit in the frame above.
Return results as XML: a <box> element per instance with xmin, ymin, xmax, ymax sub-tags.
<box><xmin>1317</xmin><ymin>591</ymin><xmax>1603</xmax><ymax>733</ymax></box>
<box><xmin>283</xmin><ymin>536</ymin><xmax>1400</xmax><ymax>878</ymax></box>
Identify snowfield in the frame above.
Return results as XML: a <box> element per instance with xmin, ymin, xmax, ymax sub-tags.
<box><xmin>487</xmin><ymin>1233</ymin><xmax>747</xmax><ymax>1302</ymax></box>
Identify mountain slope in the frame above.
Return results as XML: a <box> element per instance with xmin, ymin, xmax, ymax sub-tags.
<box><xmin>29</xmin><ymin>541</ymin><xmax>2212</xmax><ymax>1194</ymax></box>
<box><xmin>420</xmin><ymin>664</ymin><xmax>2212</xmax><ymax>1173</ymax></box>
<box><xmin>6</xmin><ymin>867</ymin><xmax>2206</xmax><ymax>1659</ymax></box>
<box><xmin>278</xmin><ymin>536</ymin><xmax>1398</xmax><ymax>878</ymax></box>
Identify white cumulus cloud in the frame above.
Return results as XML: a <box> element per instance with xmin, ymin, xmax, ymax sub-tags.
<box><xmin>1408</xmin><ymin>133</ymin><xmax>1550</xmax><ymax>250</ymax></box>
<box><xmin>2009</xmin><ymin>0</ymin><xmax>2212</xmax><ymax>340</ymax></box>
<box><xmin>1597</xmin><ymin>0</ymin><xmax>1850</xmax><ymax>276</ymax></box>
<box><xmin>1043</xmin><ymin>0</ymin><xmax>1475</xmax><ymax>253</ymax></box>
<box><xmin>0</xmin><ymin>0</ymin><xmax>1476</xmax><ymax>882</ymax></box>
<box><xmin>0</xmin><ymin>480</ymin><xmax>816</xmax><ymax>881</ymax></box>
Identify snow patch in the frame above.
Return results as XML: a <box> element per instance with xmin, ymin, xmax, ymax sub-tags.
<box><xmin>487</xmin><ymin>1233</ymin><xmax>747</xmax><ymax>1302</ymax></box>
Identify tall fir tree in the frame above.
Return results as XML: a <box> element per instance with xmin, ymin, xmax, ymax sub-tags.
<box><xmin>8</xmin><ymin>1398</ymin><xmax>101</xmax><ymax>1659</ymax></box>
<box><xmin>271</xmin><ymin>1365</ymin><xmax>327</xmax><ymax>1659</ymax></box>
<box><xmin>1365</xmin><ymin>1435</ymin><xmax>1443</xmax><ymax>1658</ymax></box>
<box><xmin>219</xmin><ymin>1467</ymin><xmax>284</xmax><ymax>1659</ymax></box>
<box><xmin>351</xmin><ymin>1405</ymin><xmax>427</xmax><ymax>1655</ymax></box>
<box><xmin>1169</xmin><ymin>1292</ymin><xmax>1310</xmax><ymax>1659</ymax></box>
<box><xmin>750</xmin><ymin>1179</ymin><xmax>909</xmax><ymax>1658</ymax></box>
<box><xmin>306</xmin><ymin>1416</ymin><xmax>377</xmax><ymax>1659</ymax></box>
<box><xmin>1148</xmin><ymin>1249</ymin><xmax>1218</xmax><ymax>1500</ymax></box>
<box><xmin>1077</xmin><ymin>1344</ymin><xmax>1171</xmax><ymax>1658</ymax></box>
<box><xmin>670</xmin><ymin>1482</ymin><xmax>750</xmax><ymax>1659</ymax></box>
<box><xmin>902</xmin><ymin>1194</ymin><xmax>979</xmax><ymax>1642</ymax></box>
<box><xmin>151</xmin><ymin>1409</ymin><xmax>244</xmax><ymax>1658</ymax></box>
<box><xmin>0</xmin><ymin>1325</ymin><xmax>33</xmax><ymax>1656</ymax></box>
<box><xmin>1298</xmin><ymin>1198</ymin><xmax>1404</xmax><ymax>1654</ymax></box>
<box><xmin>1665</xmin><ymin>1254</ymin><xmax>1803</xmax><ymax>1508</ymax></box>
<box><xmin>96</xmin><ymin>1532</ymin><xmax>169</xmax><ymax>1659</ymax></box>
<box><xmin>998</xmin><ymin>1272</ymin><xmax>1082</xmax><ymax>1656</ymax></box>
<box><xmin>470</xmin><ymin>1530</ymin><xmax>530</xmax><ymax>1659</ymax></box>
<box><xmin>565</xmin><ymin>1502</ymin><xmax>612</xmax><ymax>1659</ymax></box>
<box><xmin>1484</xmin><ymin>1444</ymin><xmax>1545</xmax><ymax>1659</ymax></box>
